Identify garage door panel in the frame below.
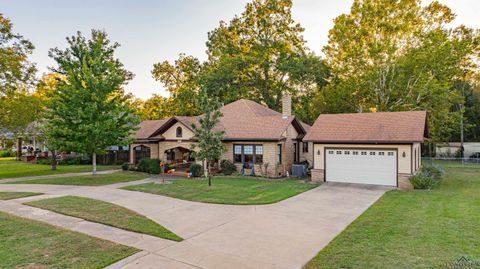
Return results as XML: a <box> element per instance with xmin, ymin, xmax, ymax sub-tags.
<box><xmin>326</xmin><ymin>149</ymin><xmax>397</xmax><ymax>186</ymax></box>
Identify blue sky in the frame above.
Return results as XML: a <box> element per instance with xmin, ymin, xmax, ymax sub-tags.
<box><xmin>2</xmin><ymin>0</ymin><xmax>479</xmax><ymax>99</ymax></box>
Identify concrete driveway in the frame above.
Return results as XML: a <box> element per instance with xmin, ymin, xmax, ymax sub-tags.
<box><xmin>0</xmin><ymin>181</ymin><xmax>390</xmax><ymax>269</ymax></box>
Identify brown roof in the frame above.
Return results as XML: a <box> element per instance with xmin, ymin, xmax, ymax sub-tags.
<box><xmin>303</xmin><ymin>111</ymin><xmax>427</xmax><ymax>143</ymax></box>
<box><xmin>134</xmin><ymin>99</ymin><xmax>310</xmax><ymax>141</ymax></box>
<box><xmin>133</xmin><ymin>119</ymin><xmax>170</xmax><ymax>140</ymax></box>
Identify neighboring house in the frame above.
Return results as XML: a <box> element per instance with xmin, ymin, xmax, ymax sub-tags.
<box><xmin>130</xmin><ymin>95</ymin><xmax>312</xmax><ymax>177</ymax></box>
<box><xmin>303</xmin><ymin>111</ymin><xmax>428</xmax><ymax>189</ymax></box>
<box><xmin>435</xmin><ymin>142</ymin><xmax>480</xmax><ymax>158</ymax></box>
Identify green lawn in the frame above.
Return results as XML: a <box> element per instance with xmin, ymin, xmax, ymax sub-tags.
<box><xmin>9</xmin><ymin>171</ymin><xmax>147</xmax><ymax>186</ymax></box>
<box><xmin>305</xmin><ymin>164</ymin><xmax>480</xmax><ymax>269</ymax></box>
<box><xmin>0</xmin><ymin>160</ymin><xmax>119</xmax><ymax>179</ymax></box>
<box><xmin>0</xmin><ymin>192</ymin><xmax>42</xmax><ymax>200</ymax></box>
<box><xmin>123</xmin><ymin>177</ymin><xmax>319</xmax><ymax>205</ymax></box>
<box><xmin>26</xmin><ymin>196</ymin><xmax>183</xmax><ymax>241</ymax></box>
<box><xmin>0</xmin><ymin>211</ymin><xmax>138</xmax><ymax>268</ymax></box>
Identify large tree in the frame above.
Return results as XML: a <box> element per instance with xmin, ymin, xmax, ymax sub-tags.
<box><xmin>151</xmin><ymin>54</ymin><xmax>203</xmax><ymax>117</ymax></box>
<box><xmin>0</xmin><ymin>13</ymin><xmax>37</xmax><ymax>133</ymax></box>
<box><xmin>148</xmin><ymin>0</ymin><xmax>329</xmax><ymax>124</ymax></box>
<box><xmin>202</xmin><ymin>0</ymin><xmax>328</xmax><ymax>122</ymax></box>
<box><xmin>323</xmin><ymin>0</ymin><xmax>479</xmax><ymax>142</ymax></box>
<box><xmin>46</xmin><ymin>30</ymin><xmax>139</xmax><ymax>174</ymax></box>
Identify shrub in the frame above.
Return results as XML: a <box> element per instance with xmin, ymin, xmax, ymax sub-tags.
<box><xmin>189</xmin><ymin>163</ymin><xmax>203</xmax><ymax>177</ymax></box>
<box><xmin>59</xmin><ymin>156</ymin><xmax>90</xmax><ymax>165</ymax></box>
<box><xmin>0</xmin><ymin>150</ymin><xmax>15</xmax><ymax>157</ymax></box>
<box><xmin>137</xmin><ymin>158</ymin><xmax>161</xmax><ymax>174</ymax></box>
<box><xmin>421</xmin><ymin>164</ymin><xmax>444</xmax><ymax>180</ymax></box>
<box><xmin>121</xmin><ymin>162</ymin><xmax>129</xmax><ymax>171</ymax></box>
<box><xmin>220</xmin><ymin>160</ymin><xmax>237</xmax><ymax>175</ymax></box>
<box><xmin>410</xmin><ymin>165</ymin><xmax>443</xmax><ymax>190</ymax></box>
<box><xmin>36</xmin><ymin>158</ymin><xmax>53</xmax><ymax>165</ymax></box>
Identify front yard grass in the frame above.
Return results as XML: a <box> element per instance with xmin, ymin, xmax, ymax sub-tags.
<box><xmin>0</xmin><ymin>192</ymin><xmax>42</xmax><ymax>200</ymax></box>
<box><xmin>0</xmin><ymin>159</ymin><xmax>119</xmax><ymax>179</ymax></box>
<box><xmin>26</xmin><ymin>196</ymin><xmax>183</xmax><ymax>241</ymax></box>
<box><xmin>305</xmin><ymin>164</ymin><xmax>480</xmax><ymax>269</ymax></box>
<box><xmin>123</xmin><ymin>177</ymin><xmax>318</xmax><ymax>205</ymax></box>
<box><xmin>9</xmin><ymin>171</ymin><xmax>147</xmax><ymax>186</ymax></box>
<box><xmin>0</xmin><ymin>211</ymin><xmax>138</xmax><ymax>268</ymax></box>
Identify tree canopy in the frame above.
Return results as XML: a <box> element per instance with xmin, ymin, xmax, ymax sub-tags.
<box><xmin>321</xmin><ymin>0</ymin><xmax>480</xmax><ymax>142</ymax></box>
<box><xmin>0</xmin><ymin>13</ymin><xmax>38</xmax><ymax>134</ymax></box>
<box><xmin>46</xmin><ymin>30</ymin><xmax>139</xmax><ymax>173</ymax></box>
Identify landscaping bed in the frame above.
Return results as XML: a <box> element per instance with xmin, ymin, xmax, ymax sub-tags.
<box><xmin>305</xmin><ymin>164</ymin><xmax>480</xmax><ymax>269</ymax></box>
<box><xmin>0</xmin><ymin>211</ymin><xmax>138</xmax><ymax>268</ymax></box>
<box><xmin>8</xmin><ymin>171</ymin><xmax>146</xmax><ymax>186</ymax></box>
<box><xmin>26</xmin><ymin>196</ymin><xmax>183</xmax><ymax>241</ymax></box>
<box><xmin>123</xmin><ymin>177</ymin><xmax>318</xmax><ymax>205</ymax></box>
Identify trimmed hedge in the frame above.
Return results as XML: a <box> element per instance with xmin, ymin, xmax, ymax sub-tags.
<box><xmin>0</xmin><ymin>150</ymin><xmax>15</xmax><ymax>157</ymax></box>
<box><xmin>137</xmin><ymin>158</ymin><xmax>161</xmax><ymax>174</ymax></box>
<box><xmin>189</xmin><ymin>163</ymin><xmax>203</xmax><ymax>177</ymax></box>
<box><xmin>220</xmin><ymin>160</ymin><xmax>237</xmax><ymax>175</ymax></box>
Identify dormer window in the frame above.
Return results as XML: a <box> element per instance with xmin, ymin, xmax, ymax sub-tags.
<box><xmin>176</xmin><ymin>126</ymin><xmax>183</xmax><ymax>138</ymax></box>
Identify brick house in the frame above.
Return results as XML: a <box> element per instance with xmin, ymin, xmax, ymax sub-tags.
<box><xmin>129</xmin><ymin>95</ymin><xmax>312</xmax><ymax>177</ymax></box>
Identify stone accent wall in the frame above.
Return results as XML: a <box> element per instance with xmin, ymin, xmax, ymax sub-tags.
<box><xmin>398</xmin><ymin>173</ymin><xmax>414</xmax><ymax>190</ymax></box>
<box><xmin>311</xmin><ymin>169</ymin><xmax>325</xmax><ymax>182</ymax></box>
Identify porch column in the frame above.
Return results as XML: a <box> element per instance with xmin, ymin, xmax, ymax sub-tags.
<box><xmin>129</xmin><ymin>145</ymin><xmax>134</xmax><ymax>164</ymax></box>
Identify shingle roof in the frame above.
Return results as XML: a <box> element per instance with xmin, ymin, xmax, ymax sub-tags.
<box><xmin>303</xmin><ymin>111</ymin><xmax>427</xmax><ymax>143</ymax></box>
<box><xmin>133</xmin><ymin>119</ymin><xmax>170</xmax><ymax>140</ymax></box>
<box><xmin>134</xmin><ymin>99</ymin><xmax>309</xmax><ymax>141</ymax></box>
<box><xmin>217</xmin><ymin>99</ymin><xmax>298</xmax><ymax>140</ymax></box>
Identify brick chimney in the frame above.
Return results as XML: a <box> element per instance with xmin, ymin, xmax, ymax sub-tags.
<box><xmin>282</xmin><ymin>93</ymin><xmax>292</xmax><ymax>119</ymax></box>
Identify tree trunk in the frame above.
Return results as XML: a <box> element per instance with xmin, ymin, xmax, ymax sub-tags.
<box><xmin>206</xmin><ymin>160</ymin><xmax>211</xmax><ymax>187</ymax></box>
<box><xmin>92</xmin><ymin>152</ymin><xmax>97</xmax><ymax>175</ymax></box>
<box><xmin>51</xmin><ymin>150</ymin><xmax>57</xmax><ymax>171</ymax></box>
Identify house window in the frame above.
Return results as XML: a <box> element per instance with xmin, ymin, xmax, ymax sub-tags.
<box><xmin>176</xmin><ymin>127</ymin><xmax>183</xmax><ymax>138</ymax></box>
<box><xmin>244</xmin><ymin>145</ymin><xmax>254</xmax><ymax>164</ymax></box>
<box><xmin>277</xmin><ymin>144</ymin><xmax>282</xmax><ymax>164</ymax></box>
<box><xmin>329</xmin><ymin>150</ymin><xmax>334</xmax><ymax>154</ymax></box>
<box><xmin>370</xmin><ymin>152</ymin><xmax>376</xmax><ymax>155</ymax></box>
<box><xmin>361</xmin><ymin>152</ymin><xmax>367</xmax><ymax>155</ymax></box>
<box><xmin>344</xmin><ymin>151</ymin><xmax>350</xmax><ymax>155</ymax></box>
<box><xmin>353</xmin><ymin>151</ymin><xmax>359</xmax><ymax>155</ymax></box>
<box><xmin>388</xmin><ymin>152</ymin><xmax>394</xmax><ymax>156</ymax></box>
<box><xmin>336</xmin><ymin>151</ymin><xmax>342</xmax><ymax>154</ymax></box>
<box><xmin>379</xmin><ymin>152</ymin><xmax>385</xmax><ymax>156</ymax></box>
<box><xmin>302</xmin><ymin>142</ymin><xmax>309</xmax><ymax>153</ymax></box>
<box><xmin>255</xmin><ymin>145</ymin><xmax>263</xmax><ymax>163</ymax></box>
<box><xmin>233</xmin><ymin>144</ymin><xmax>263</xmax><ymax>164</ymax></box>
<box><xmin>234</xmin><ymin>145</ymin><xmax>242</xmax><ymax>163</ymax></box>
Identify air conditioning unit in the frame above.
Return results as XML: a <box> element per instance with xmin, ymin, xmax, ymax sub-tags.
<box><xmin>291</xmin><ymin>164</ymin><xmax>307</xmax><ymax>177</ymax></box>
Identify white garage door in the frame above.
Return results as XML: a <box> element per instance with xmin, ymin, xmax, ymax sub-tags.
<box><xmin>325</xmin><ymin>149</ymin><xmax>397</xmax><ymax>186</ymax></box>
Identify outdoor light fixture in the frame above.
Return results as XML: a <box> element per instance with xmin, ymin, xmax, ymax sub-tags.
<box><xmin>402</xmin><ymin>151</ymin><xmax>406</xmax><ymax>158</ymax></box>
<box><xmin>317</xmin><ymin>150</ymin><xmax>321</xmax><ymax>155</ymax></box>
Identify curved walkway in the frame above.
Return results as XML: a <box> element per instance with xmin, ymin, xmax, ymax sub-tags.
<box><xmin>0</xmin><ymin>181</ymin><xmax>390</xmax><ymax>269</ymax></box>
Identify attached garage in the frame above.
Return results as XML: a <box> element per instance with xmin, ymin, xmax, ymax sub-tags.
<box><xmin>304</xmin><ymin>111</ymin><xmax>428</xmax><ymax>189</ymax></box>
